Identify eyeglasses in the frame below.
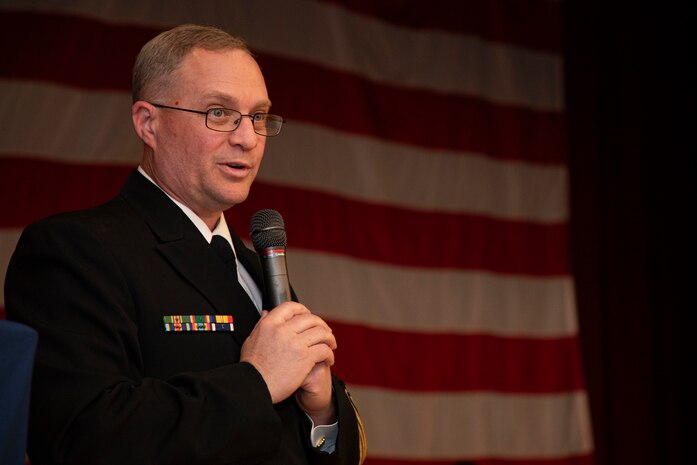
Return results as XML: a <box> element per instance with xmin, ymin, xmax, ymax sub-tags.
<box><xmin>150</xmin><ymin>103</ymin><xmax>284</xmax><ymax>137</ymax></box>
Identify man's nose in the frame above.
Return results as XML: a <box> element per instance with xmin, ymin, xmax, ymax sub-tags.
<box><xmin>229</xmin><ymin>115</ymin><xmax>259</xmax><ymax>148</ymax></box>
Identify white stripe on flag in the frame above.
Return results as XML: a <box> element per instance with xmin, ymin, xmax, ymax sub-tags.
<box><xmin>349</xmin><ymin>385</ymin><xmax>594</xmax><ymax>459</ymax></box>
<box><xmin>284</xmin><ymin>248</ymin><xmax>578</xmax><ymax>337</ymax></box>
<box><xmin>1</xmin><ymin>232</ymin><xmax>577</xmax><ymax>337</ymax></box>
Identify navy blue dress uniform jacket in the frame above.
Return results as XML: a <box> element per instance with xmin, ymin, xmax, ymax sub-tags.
<box><xmin>5</xmin><ymin>170</ymin><xmax>365</xmax><ymax>465</ymax></box>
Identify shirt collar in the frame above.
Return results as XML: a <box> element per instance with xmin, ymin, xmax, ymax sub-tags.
<box><xmin>137</xmin><ymin>166</ymin><xmax>235</xmax><ymax>249</ymax></box>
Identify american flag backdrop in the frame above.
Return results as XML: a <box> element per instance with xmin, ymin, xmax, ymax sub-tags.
<box><xmin>0</xmin><ymin>1</ymin><xmax>594</xmax><ymax>464</ymax></box>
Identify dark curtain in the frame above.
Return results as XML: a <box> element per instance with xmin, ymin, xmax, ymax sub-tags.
<box><xmin>564</xmin><ymin>3</ymin><xmax>689</xmax><ymax>465</ymax></box>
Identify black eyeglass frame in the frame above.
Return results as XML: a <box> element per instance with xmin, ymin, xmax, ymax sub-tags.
<box><xmin>149</xmin><ymin>103</ymin><xmax>284</xmax><ymax>137</ymax></box>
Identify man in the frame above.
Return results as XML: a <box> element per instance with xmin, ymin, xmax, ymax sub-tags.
<box><xmin>5</xmin><ymin>24</ymin><xmax>365</xmax><ymax>465</ymax></box>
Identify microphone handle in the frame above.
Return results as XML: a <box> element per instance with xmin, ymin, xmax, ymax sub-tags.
<box><xmin>259</xmin><ymin>246</ymin><xmax>292</xmax><ymax>308</ymax></box>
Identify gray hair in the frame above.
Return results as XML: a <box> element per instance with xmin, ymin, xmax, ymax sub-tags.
<box><xmin>132</xmin><ymin>24</ymin><xmax>251</xmax><ymax>102</ymax></box>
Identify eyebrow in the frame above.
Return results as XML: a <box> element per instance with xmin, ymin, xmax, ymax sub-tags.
<box><xmin>201</xmin><ymin>92</ymin><xmax>272</xmax><ymax>110</ymax></box>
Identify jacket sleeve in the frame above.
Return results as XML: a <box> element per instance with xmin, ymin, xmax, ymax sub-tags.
<box><xmin>5</xmin><ymin>218</ymin><xmax>284</xmax><ymax>465</ymax></box>
<box><xmin>308</xmin><ymin>376</ymin><xmax>367</xmax><ymax>465</ymax></box>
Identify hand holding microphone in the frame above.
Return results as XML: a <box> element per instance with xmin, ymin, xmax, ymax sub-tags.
<box><xmin>240</xmin><ymin>302</ymin><xmax>336</xmax><ymax>404</ymax></box>
<box><xmin>241</xmin><ymin>210</ymin><xmax>335</xmax><ymax>415</ymax></box>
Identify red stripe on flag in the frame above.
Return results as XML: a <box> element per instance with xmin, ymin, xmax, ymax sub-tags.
<box><xmin>0</xmin><ymin>11</ymin><xmax>150</xmax><ymax>91</ymax></box>
<box><xmin>329</xmin><ymin>320</ymin><xmax>585</xmax><ymax>393</ymax></box>
<box><xmin>0</xmin><ymin>157</ymin><xmax>569</xmax><ymax>275</ymax></box>
<box><xmin>230</xmin><ymin>182</ymin><xmax>570</xmax><ymax>276</ymax></box>
<box><xmin>318</xmin><ymin>0</ymin><xmax>563</xmax><ymax>53</ymax></box>
<box><xmin>260</xmin><ymin>54</ymin><xmax>566</xmax><ymax>163</ymax></box>
<box><xmin>0</xmin><ymin>157</ymin><xmax>131</xmax><ymax>227</ymax></box>
<box><xmin>0</xmin><ymin>11</ymin><xmax>565</xmax><ymax>164</ymax></box>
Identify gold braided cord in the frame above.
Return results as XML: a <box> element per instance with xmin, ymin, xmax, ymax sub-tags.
<box><xmin>345</xmin><ymin>387</ymin><xmax>367</xmax><ymax>464</ymax></box>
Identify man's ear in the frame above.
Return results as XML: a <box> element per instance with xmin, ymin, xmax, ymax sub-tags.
<box><xmin>132</xmin><ymin>101</ymin><xmax>157</xmax><ymax>148</ymax></box>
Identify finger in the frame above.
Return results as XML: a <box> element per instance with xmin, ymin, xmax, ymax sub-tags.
<box><xmin>271</xmin><ymin>301</ymin><xmax>311</xmax><ymax>322</ymax></box>
<box><xmin>286</xmin><ymin>313</ymin><xmax>332</xmax><ymax>335</ymax></box>
<box><xmin>300</xmin><ymin>325</ymin><xmax>337</xmax><ymax>350</ymax></box>
<box><xmin>308</xmin><ymin>344</ymin><xmax>335</xmax><ymax>366</ymax></box>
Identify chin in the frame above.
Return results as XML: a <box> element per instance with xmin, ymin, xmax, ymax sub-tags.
<box><xmin>222</xmin><ymin>192</ymin><xmax>250</xmax><ymax>209</ymax></box>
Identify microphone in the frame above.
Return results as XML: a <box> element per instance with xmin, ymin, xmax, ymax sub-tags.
<box><xmin>250</xmin><ymin>209</ymin><xmax>292</xmax><ymax>308</ymax></box>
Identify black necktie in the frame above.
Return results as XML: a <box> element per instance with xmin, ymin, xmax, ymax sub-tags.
<box><xmin>210</xmin><ymin>235</ymin><xmax>260</xmax><ymax>341</ymax></box>
<box><xmin>210</xmin><ymin>235</ymin><xmax>238</xmax><ymax>277</ymax></box>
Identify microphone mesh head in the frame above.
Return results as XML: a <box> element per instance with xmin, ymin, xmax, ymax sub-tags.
<box><xmin>250</xmin><ymin>209</ymin><xmax>287</xmax><ymax>250</ymax></box>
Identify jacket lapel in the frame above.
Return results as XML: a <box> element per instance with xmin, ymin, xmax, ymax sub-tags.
<box><xmin>120</xmin><ymin>170</ymin><xmax>259</xmax><ymax>345</ymax></box>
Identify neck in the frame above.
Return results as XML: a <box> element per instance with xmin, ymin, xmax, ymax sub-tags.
<box><xmin>138</xmin><ymin>163</ymin><xmax>221</xmax><ymax>231</ymax></box>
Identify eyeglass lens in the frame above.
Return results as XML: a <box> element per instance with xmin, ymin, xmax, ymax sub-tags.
<box><xmin>206</xmin><ymin>108</ymin><xmax>282</xmax><ymax>136</ymax></box>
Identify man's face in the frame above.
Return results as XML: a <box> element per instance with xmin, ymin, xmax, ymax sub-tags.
<box><xmin>148</xmin><ymin>48</ymin><xmax>270</xmax><ymax>219</ymax></box>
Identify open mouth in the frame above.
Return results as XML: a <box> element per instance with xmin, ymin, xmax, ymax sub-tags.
<box><xmin>221</xmin><ymin>161</ymin><xmax>249</xmax><ymax>170</ymax></box>
<box><xmin>220</xmin><ymin>162</ymin><xmax>250</xmax><ymax>177</ymax></box>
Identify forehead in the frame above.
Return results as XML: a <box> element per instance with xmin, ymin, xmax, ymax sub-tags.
<box><xmin>173</xmin><ymin>47</ymin><xmax>269</xmax><ymax>107</ymax></box>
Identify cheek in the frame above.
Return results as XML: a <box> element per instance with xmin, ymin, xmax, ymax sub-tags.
<box><xmin>174</xmin><ymin>131</ymin><xmax>217</xmax><ymax>167</ymax></box>
<box><xmin>255</xmin><ymin>139</ymin><xmax>267</xmax><ymax>161</ymax></box>
<box><xmin>163</xmin><ymin>141</ymin><xmax>208</xmax><ymax>184</ymax></box>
